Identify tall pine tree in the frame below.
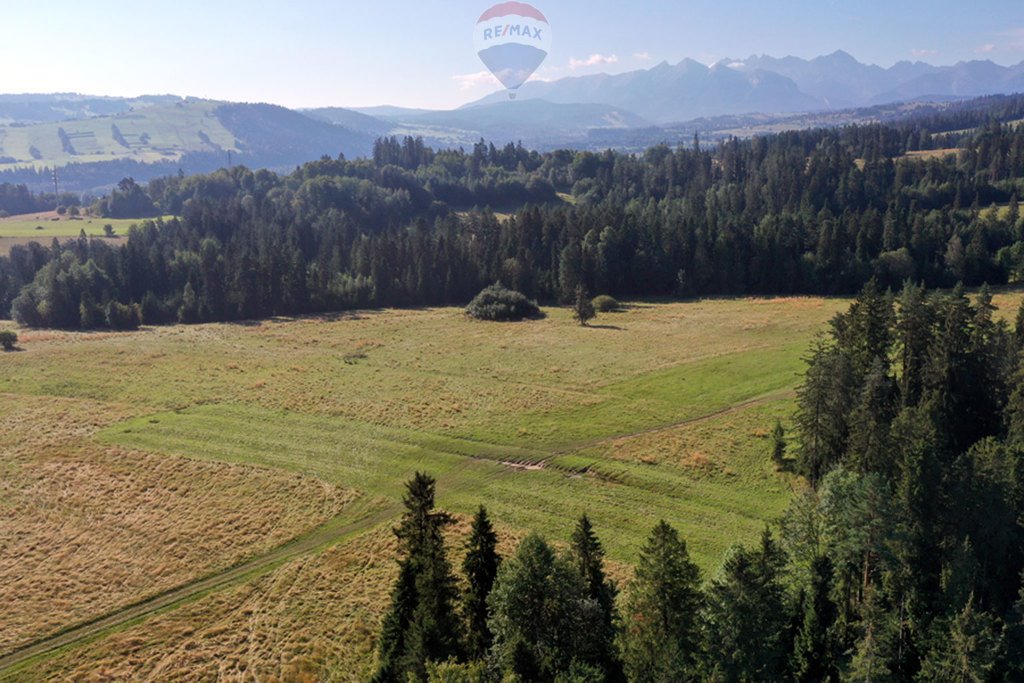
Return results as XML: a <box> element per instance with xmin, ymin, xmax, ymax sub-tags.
<box><xmin>619</xmin><ymin>521</ymin><xmax>702</xmax><ymax>682</ymax></box>
<box><xmin>461</xmin><ymin>506</ymin><xmax>500</xmax><ymax>660</ymax></box>
<box><xmin>793</xmin><ymin>555</ymin><xmax>839</xmax><ymax>683</ymax></box>
<box><xmin>569</xmin><ymin>515</ymin><xmax>622</xmax><ymax>681</ymax></box>
<box><xmin>373</xmin><ymin>473</ymin><xmax>461</xmax><ymax>682</ymax></box>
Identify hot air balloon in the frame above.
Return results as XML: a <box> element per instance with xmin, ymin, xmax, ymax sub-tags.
<box><xmin>473</xmin><ymin>2</ymin><xmax>551</xmax><ymax>99</ymax></box>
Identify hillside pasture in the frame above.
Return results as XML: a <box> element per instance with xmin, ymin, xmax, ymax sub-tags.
<box><xmin>0</xmin><ymin>100</ymin><xmax>237</xmax><ymax>172</ymax></box>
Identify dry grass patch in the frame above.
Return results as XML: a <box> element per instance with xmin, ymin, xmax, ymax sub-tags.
<box><xmin>0</xmin><ymin>395</ymin><xmax>354</xmax><ymax>656</ymax></box>
<box><xmin>25</xmin><ymin>517</ymin><xmax>535</xmax><ymax>682</ymax></box>
<box><xmin>598</xmin><ymin>397</ymin><xmax>797</xmax><ymax>484</ymax></box>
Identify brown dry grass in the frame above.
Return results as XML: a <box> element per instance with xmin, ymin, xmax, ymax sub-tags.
<box><xmin>903</xmin><ymin>148</ymin><xmax>960</xmax><ymax>160</ymax></box>
<box><xmin>0</xmin><ymin>394</ymin><xmax>354</xmax><ymax>656</ymax></box>
<box><xmin>24</xmin><ymin>517</ymin><xmax>539</xmax><ymax>682</ymax></box>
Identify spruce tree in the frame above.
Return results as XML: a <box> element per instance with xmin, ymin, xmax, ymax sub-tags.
<box><xmin>894</xmin><ymin>280</ymin><xmax>933</xmax><ymax>408</ymax></box>
<box><xmin>373</xmin><ymin>473</ymin><xmax>461</xmax><ymax>682</ymax></box>
<box><xmin>1015</xmin><ymin>298</ymin><xmax>1024</xmax><ymax>351</ymax></box>
<box><xmin>462</xmin><ymin>506</ymin><xmax>500</xmax><ymax>659</ymax></box>
<box><xmin>569</xmin><ymin>515</ymin><xmax>622</xmax><ymax>681</ymax></box>
<box><xmin>890</xmin><ymin>403</ymin><xmax>945</xmax><ymax>621</ymax></box>
<box><xmin>922</xmin><ymin>284</ymin><xmax>976</xmax><ymax>454</ymax></box>
<box><xmin>620</xmin><ymin>521</ymin><xmax>702</xmax><ymax>682</ymax></box>
<box><xmin>573</xmin><ymin>284</ymin><xmax>596</xmax><ymax>326</ymax></box>
<box><xmin>917</xmin><ymin>598</ymin><xmax>1001</xmax><ymax>683</ymax></box>
<box><xmin>700</xmin><ymin>529</ymin><xmax>790</xmax><ymax>681</ymax></box>
<box><xmin>795</xmin><ymin>335</ymin><xmax>854</xmax><ymax>486</ymax></box>
<box><xmin>846</xmin><ymin>585</ymin><xmax>897</xmax><ymax>683</ymax></box>
<box><xmin>845</xmin><ymin>357</ymin><xmax>896</xmax><ymax>476</ymax></box>
<box><xmin>1006</xmin><ymin>353</ymin><xmax>1024</xmax><ymax>446</ymax></box>
<box><xmin>487</xmin><ymin>533</ymin><xmax>601</xmax><ymax>681</ymax></box>
<box><xmin>836</xmin><ymin>277</ymin><xmax>893</xmax><ymax>382</ymax></box>
<box><xmin>1000</xmin><ymin>577</ymin><xmax>1024</xmax><ymax>681</ymax></box>
<box><xmin>793</xmin><ymin>555</ymin><xmax>839</xmax><ymax>683</ymax></box>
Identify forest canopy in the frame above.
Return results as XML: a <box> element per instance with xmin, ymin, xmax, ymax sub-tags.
<box><xmin>2</xmin><ymin>95</ymin><xmax>1024</xmax><ymax>329</ymax></box>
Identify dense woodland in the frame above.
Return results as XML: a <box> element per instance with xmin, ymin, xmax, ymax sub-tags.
<box><xmin>2</xmin><ymin>96</ymin><xmax>1024</xmax><ymax>328</ymax></box>
<box><xmin>377</xmin><ymin>284</ymin><xmax>1024</xmax><ymax>682</ymax></box>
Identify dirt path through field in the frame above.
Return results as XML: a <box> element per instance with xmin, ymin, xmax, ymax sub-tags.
<box><xmin>0</xmin><ymin>388</ymin><xmax>793</xmax><ymax>676</ymax></box>
<box><xmin>0</xmin><ymin>497</ymin><xmax>399</xmax><ymax>678</ymax></box>
<box><xmin>549</xmin><ymin>388</ymin><xmax>795</xmax><ymax>458</ymax></box>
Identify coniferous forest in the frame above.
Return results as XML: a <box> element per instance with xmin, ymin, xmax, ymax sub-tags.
<box><xmin>374</xmin><ymin>282</ymin><xmax>1024</xmax><ymax>682</ymax></box>
<box><xmin>3</xmin><ymin>95</ymin><xmax>1024</xmax><ymax>329</ymax></box>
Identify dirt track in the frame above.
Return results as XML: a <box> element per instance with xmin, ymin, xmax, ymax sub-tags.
<box><xmin>0</xmin><ymin>497</ymin><xmax>398</xmax><ymax>679</ymax></box>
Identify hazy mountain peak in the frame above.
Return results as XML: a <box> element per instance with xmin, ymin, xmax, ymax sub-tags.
<box><xmin>464</xmin><ymin>49</ymin><xmax>1024</xmax><ymax>126</ymax></box>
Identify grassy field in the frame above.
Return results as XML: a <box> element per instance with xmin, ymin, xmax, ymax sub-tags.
<box><xmin>4</xmin><ymin>294</ymin><xmax>1019</xmax><ymax>679</ymax></box>
<box><xmin>0</xmin><ymin>393</ymin><xmax>354</xmax><ymax>656</ymax></box>
<box><xmin>0</xmin><ymin>100</ymin><xmax>236</xmax><ymax>171</ymax></box>
<box><xmin>0</xmin><ymin>214</ymin><xmax>170</xmax><ymax>255</ymax></box>
<box><xmin>0</xmin><ymin>213</ymin><xmax>166</xmax><ymax>238</ymax></box>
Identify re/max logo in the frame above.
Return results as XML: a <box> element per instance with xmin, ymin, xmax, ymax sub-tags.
<box><xmin>482</xmin><ymin>24</ymin><xmax>544</xmax><ymax>41</ymax></box>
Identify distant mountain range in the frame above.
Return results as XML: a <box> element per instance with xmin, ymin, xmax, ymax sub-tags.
<box><xmin>470</xmin><ymin>51</ymin><xmax>1024</xmax><ymax>123</ymax></box>
<box><xmin>2</xmin><ymin>52</ymin><xmax>1023</xmax><ymax>192</ymax></box>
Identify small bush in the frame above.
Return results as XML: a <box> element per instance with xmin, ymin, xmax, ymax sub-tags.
<box><xmin>592</xmin><ymin>295</ymin><xmax>621</xmax><ymax>312</ymax></box>
<box><xmin>0</xmin><ymin>209</ymin><xmax>9</xmax><ymax>219</ymax></box>
<box><xmin>0</xmin><ymin>330</ymin><xmax>17</xmax><ymax>351</ymax></box>
<box><xmin>105</xmin><ymin>301</ymin><xmax>142</xmax><ymax>330</ymax></box>
<box><xmin>466</xmin><ymin>284</ymin><xmax>540</xmax><ymax>322</ymax></box>
<box><xmin>56</xmin><ymin>205</ymin><xmax>67</xmax><ymax>216</ymax></box>
<box><xmin>103</xmin><ymin>224</ymin><xmax>115</xmax><ymax>237</ymax></box>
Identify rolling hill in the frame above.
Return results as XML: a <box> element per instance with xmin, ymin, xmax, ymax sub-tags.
<box><xmin>0</xmin><ymin>94</ymin><xmax>182</xmax><ymax>126</ymax></box>
<box><xmin>0</xmin><ymin>98</ymin><xmax>380</xmax><ymax>192</ymax></box>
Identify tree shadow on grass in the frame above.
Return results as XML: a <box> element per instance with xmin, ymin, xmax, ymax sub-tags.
<box><xmin>585</xmin><ymin>324</ymin><xmax>625</xmax><ymax>331</ymax></box>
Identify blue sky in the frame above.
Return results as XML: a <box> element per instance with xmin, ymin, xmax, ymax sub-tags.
<box><xmin>3</xmin><ymin>0</ymin><xmax>1023</xmax><ymax>109</ymax></box>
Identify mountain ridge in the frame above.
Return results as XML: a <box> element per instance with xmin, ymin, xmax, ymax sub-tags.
<box><xmin>470</xmin><ymin>51</ymin><xmax>1024</xmax><ymax>123</ymax></box>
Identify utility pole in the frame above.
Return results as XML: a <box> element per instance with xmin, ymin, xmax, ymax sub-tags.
<box><xmin>52</xmin><ymin>167</ymin><xmax>59</xmax><ymax>205</ymax></box>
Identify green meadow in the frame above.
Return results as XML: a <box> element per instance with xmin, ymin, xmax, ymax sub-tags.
<box><xmin>1</xmin><ymin>299</ymin><xmax>848</xmax><ymax>567</ymax></box>
<box><xmin>7</xmin><ymin>294</ymin><xmax>1023</xmax><ymax>678</ymax></box>
<box><xmin>0</xmin><ymin>216</ymin><xmax>157</xmax><ymax>238</ymax></box>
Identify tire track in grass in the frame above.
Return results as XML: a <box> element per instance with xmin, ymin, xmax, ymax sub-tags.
<box><xmin>0</xmin><ymin>496</ymin><xmax>399</xmax><ymax>679</ymax></box>
<box><xmin>544</xmin><ymin>388</ymin><xmax>795</xmax><ymax>462</ymax></box>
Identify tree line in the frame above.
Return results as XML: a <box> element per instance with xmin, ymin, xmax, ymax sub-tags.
<box><xmin>3</xmin><ymin>97</ymin><xmax>1024</xmax><ymax>328</ymax></box>
<box><xmin>376</xmin><ymin>284</ymin><xmax>1024</xmax><ymax>682</ymax></box>
<box><xmin>0</xmin><ymin>183</ymin><xmax>80</xmax><ymax>216</ymax></box>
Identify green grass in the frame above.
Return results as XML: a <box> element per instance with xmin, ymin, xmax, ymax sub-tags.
<box><xmin>0</xmin><ymin>217</ymin><xmax>163</xmax><ymax>238</ymax></box>
<box><xmin>4</xmin><ymin>294</ymin><xmax>1022</xmax><ymax>678</ymax></box>
<box><xmin>0</xmin><ymin>299</ymin><xmax>856</xmax><ymax>568</ymax></box>
<box><xmin>97</xmin><ymin>400</ymin><xmax>791</xmax><ymax>568</ymax></box>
